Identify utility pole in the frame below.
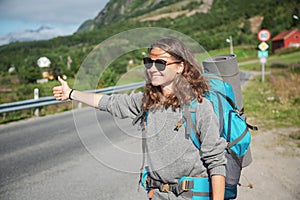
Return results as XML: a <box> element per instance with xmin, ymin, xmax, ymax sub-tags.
<box><xmin>226</xmin><ymin>36</ymin><xmax>233</xmax><ymax>54</ymax></box>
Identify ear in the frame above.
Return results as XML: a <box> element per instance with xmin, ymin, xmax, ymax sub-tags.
<box><xmin>177</xmin><ymin>62</ymin><xmax>184</xmax><ymax>74</ymax></box>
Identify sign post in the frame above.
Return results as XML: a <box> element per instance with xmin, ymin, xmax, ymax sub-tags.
<box><xmin>259</xmin><ymin>57</ymin><xmax>267</xmax><ymax>82</ymax></box>
<box><xmin>257</xmin><ymin>29</ymin><xmax>271</xmax><ymax>82</ymax></box>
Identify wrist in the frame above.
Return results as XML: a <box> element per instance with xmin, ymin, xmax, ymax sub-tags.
<box><xmin>69</xmin><ymin>89</ymin><xmax>74</xmax><ymax>100</ymax></box>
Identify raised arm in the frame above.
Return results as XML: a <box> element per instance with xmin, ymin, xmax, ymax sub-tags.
<box><xmin>53</xmin><ymin>76</ymin><xmax>103</xmax><ymax>108</ymax></box>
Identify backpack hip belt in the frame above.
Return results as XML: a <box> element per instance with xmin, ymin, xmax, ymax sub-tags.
<box><xmin>142</xmin><ymin>171</ymin><xmax>212</xmax><ymax>199</ymax></box>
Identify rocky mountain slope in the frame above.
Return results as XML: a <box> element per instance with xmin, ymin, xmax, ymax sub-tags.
<box><xmin>77</xmin><ymin>0</ymin><xmax>214</xmax><ymax>33</ymax></box>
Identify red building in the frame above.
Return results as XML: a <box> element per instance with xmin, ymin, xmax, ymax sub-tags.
<box><xmin>271</xmin><ymin>29</ymin><xmax>300</xmax><ymax>53</ymax></box>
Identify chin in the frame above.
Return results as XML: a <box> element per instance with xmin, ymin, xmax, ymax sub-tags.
<box><xmin>150</xmin><ymin>78</ymin><xmax>161</xmax><ymax>86</ymax></box>
<box><xmin>151</xmin><ymin>81</ymin><xmax>160</xmax><ymax>86</ymax></box>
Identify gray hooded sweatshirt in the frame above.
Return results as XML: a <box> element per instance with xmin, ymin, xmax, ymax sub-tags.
<box><xmin>98</xmin><ymin>92</ymin><xmax>226</xmax><ymax>199</ymax></box>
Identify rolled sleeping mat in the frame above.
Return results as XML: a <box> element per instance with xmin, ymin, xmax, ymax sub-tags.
<box><xmin>202</xmin><ymin>54</ymin><xmax>243</xmax><ymax>110</ymax></box>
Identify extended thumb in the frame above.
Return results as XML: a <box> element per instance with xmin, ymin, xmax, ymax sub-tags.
<box><xmin>58</xmin><ymin>76</ymin><xmax>64</xmax><ymax>83</ymax></box>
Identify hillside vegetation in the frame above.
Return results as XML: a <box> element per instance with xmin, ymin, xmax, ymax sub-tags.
<box><xmin>0</xmin><ymin>0</ymin><xmax>299</xmax><ymax>123</ymax></box>
<box><xmin>0</xmin><ymin>0</ymin><xmax>298</xmax><ymax>86</ymax></box>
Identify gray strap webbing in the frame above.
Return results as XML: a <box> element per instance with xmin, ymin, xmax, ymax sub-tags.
<box><xmin>215</xmin><ymin>93</ymin><xmax>224</xmax><ymax>134</ymax></box>
<box><xmin>137</xmin><ymin>128</ymin><xmax>147</xmax><ymax>191</ymax></box>
<box><xmin>132</xmin><ymin>111</ymin><xmax>144</xmax><ymax>126</ymax></box>
<box><xmin>182</xmin><ymin>105</ymin><xmax>198</xmax><ymax>140</ymax></box>
<box><xmin>140</xmin><ymin>129</ymin><xmax>146</xmax><ymax>170</ymax></box>
<box><xmin>182</xmin><ymin>191</ymin><xmax>211</xmax><ymax>198</ymax></box>
<box><xmin>226</xmin><ymin>125</ymin><xmax>248</xmax><ymax>168</ymax></box>
<box><xmin>137</xmin><ymin>111</ymin><xmax>147</xmax><ymax>191</ymax></box>
<box><xmin>228</xmin><ymin>126</ymin><xmax>249</xmax><ymax>148</ymax></box>
<box><xmin>227</xmin><ymin>148</ymin><xmax>243</xmax><ymax>168</ymax></box>
<box><xmin>147</xmin><ymin>177</ymin><xmax>200</xmax><ymax>196</ymax></box>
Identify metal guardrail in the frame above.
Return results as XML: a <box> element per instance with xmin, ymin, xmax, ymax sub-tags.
<box><xmin>0</xmin><ymin>82</ymin><xmax>145</xmax><ymax>114</ymax></box>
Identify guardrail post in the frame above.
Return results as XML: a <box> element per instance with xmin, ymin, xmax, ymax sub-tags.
<box><xmin>34</xmin><ymin>88</ymin><xmax>39</xmax><ymax>117</ymax></box>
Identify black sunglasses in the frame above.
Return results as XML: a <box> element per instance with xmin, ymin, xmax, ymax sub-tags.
<box><xmin>143</xmin><ymin>57</ymin><xmax>182</xmax><ymax>71</ymax></box>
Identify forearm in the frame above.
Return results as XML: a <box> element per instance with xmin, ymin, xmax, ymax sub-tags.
<box><xmin>211</xmin><ymin>175</ymin><xmax>225</xmax><ymax>200</ymax></box>
<box><xmin>70</xmin><ymin>90</ymin><xmax>103</xmax><ymax>108</ymax></box>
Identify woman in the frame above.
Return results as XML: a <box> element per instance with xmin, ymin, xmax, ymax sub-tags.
<box><xmin>53</xmin><ymin>37</ymin><xmax>226</xmax><ymax>200</ymax></box>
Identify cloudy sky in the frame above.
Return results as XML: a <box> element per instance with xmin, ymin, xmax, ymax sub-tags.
<box><xmin>0</xmin><ymin>0</ymin><xmax>110</xmax><ymax>36</ymax></box>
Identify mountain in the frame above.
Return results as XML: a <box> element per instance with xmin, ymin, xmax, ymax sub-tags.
<box><xmin>0</xmin><ymin>26</ymin><xmax>67</xmax><ymax>46</ymax></box>
<box><xmin>75</xmin><ymin>0</ymin><xmax>299</xmax><ymax>50</ymax></box>
<box><xmin>77</xmin><ymin>0</ymin><xmax>214</xmax><ymax>33</ymax></box>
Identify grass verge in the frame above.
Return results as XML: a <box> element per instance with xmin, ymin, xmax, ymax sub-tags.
<box><xmin>243</xmin><ymin>65</ymin><xmax>299</xmax><ymax>132</ymax></box>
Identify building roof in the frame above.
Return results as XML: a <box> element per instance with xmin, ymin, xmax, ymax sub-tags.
<box><xmin>272</xmin><ymin>29</ymin><xmax>300</xmax><ymax>41</ymax></box>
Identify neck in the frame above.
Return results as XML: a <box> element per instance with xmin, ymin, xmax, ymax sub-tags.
<box><xmin>161</xmin><ymin>85</ymin><xmax>173</xmax><ymax>97</ymax></box>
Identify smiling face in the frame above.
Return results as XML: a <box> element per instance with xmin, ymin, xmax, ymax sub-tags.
<box><xmin>146</xmin><ymin>48</ymin><xmax>184</xmax><ymax>95</ymax></box>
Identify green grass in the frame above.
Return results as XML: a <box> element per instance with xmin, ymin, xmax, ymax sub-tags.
<box><xmin>238</xmin><ymin>51</ymin><xmax>300</xmax><ymax>71</ymax></box>
<box><xmin>208</xmin><ymin>45</ymin><xmax>257</xmax><ymax>59</ymax></box>
<box><xmin>243</xmin><ymin>67</ymin><xmax>300</xmax><ymax>130</ymax></box>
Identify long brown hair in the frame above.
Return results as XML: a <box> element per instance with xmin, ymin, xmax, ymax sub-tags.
<box><xmin>142</xmin><ymin>37</ymin><xmax>208</xmax><ymax>112</ymax></box>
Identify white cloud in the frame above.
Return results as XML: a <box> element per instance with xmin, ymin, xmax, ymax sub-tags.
<box><xmin>0</xmin><ymin>0</ymin><xmax>110</xmax><ymax>45</ymax></box>
<box><xmin>0</xmin><ymin>26</ymin><xmax>72</xmax><ymax>46</ymax></box>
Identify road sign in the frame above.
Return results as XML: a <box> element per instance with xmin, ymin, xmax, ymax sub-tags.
<box><xmin>258</xmin><ymin>50</ymin><xmax>268</xmax><ymax>58</ymax></box>
<box><xmin>258</xmin><ymin>29</ymin><xmax>271</xmax><ymax>42</ymax></box>
<box><xmin>258</xmin><ymin>42</ymin><xmax>269</xmax><ymax>51</ymax></box>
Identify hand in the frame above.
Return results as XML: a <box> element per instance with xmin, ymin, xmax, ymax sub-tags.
<box><xmin>53</xmin><ymin>76</ymin><xmax>72</xmax><ymax>101</ymax></box>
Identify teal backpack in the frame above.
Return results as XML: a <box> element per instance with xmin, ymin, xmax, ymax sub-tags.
<box><xmin>179</xmin><ymin>73</ymin><xmax>257</xmax><ymax>199</ymax></box>
<box><xmin>189</xmin><ymin>73</ymin><xmax>253</xmax><ymax>159</ymax></box>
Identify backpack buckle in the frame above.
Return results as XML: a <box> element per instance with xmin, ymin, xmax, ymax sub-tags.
<box><xmin>226</xmin><ymin>142</ymin><xmax>231</xmax><ymax>149</ymax></box>
<box><xmin>181</xmin><ymin>179</ymin><xmax>193</xmax><ymax>191</ymax></box>
<box><xmin>181</xmin><ymin>180</ymin><xmax>189</xmax><ymax>191</ymax></box>
<box><xmin>161</xmin><ymin>184</ymin><xmax>170</xmax><ymax>193</ymax></box>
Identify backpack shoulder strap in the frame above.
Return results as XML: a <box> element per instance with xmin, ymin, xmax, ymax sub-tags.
<box><xmin>182</xmin><ymin>100</ymin><xmax>201</xmax><ymax>150</ymax></box>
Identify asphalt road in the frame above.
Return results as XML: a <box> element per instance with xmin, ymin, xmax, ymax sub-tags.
<box><xmin>0</xmin><ymin>71</ymin><xmax>253</xmax><ymax>200</ymax></box>
<box><xmin>0</xmin><ymin>108</ymin><xmax>147</xmax><ymax>200</ymax></box>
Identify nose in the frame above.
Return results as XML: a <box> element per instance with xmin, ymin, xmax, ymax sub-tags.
<box><xmin>147</xmin><ymin>62</ymin><xmax>157</xmax><ymax>71</ymax></box>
